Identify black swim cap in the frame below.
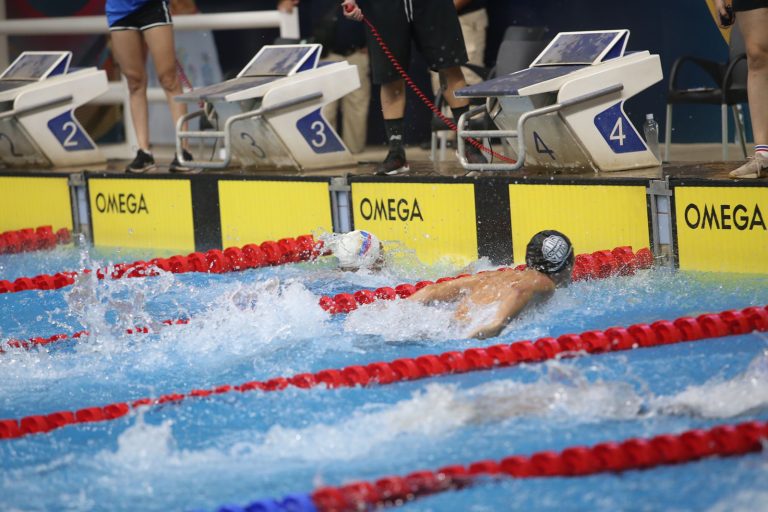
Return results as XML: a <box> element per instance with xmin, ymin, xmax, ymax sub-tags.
<box><xmin>525</xmin><ymin>230</ymin><xmax>574</xmax><ymax>275</ymax></box>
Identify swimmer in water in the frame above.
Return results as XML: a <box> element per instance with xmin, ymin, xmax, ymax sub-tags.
<box><xmin>322</xmin><ymin>230</ymin><xmax>386</xmax><ymax>271</ymax></box>
<box><xmin>408</xmin><ymin>230</ymin><xmax>575</xmax><ymax>339</ymax></box>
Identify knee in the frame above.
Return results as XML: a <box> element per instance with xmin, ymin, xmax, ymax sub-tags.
<box><xmin>439</xmin><ymin>67</ymin><xmax>464</xmax><ymax>85</ymax></box>
<box><xmin>381</xmin><ymin>80</ymin><xmax>404</xmax><ymax>99</ymax></box>
<box><xmin>745</xmin><ymin>41</ymin><xmax>768</xmax><ymax>71</ymax></box>
<box><xmin>157</xmin><ymin>70</ymin><xmax>179</xmax><ymax>92</ymax></box>
<box><xmin>124</xmin><ymin>73</ymin><xmax>147</xmax><ymax>95</ymax></box>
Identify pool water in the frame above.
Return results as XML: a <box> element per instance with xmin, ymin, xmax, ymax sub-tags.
<box><xmin>1</xmin><ymin>244</ymin><xmax>768</xmax><ymax>511</ymax></box>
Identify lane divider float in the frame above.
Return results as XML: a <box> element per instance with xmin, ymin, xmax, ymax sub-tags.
<box><xmin>0</xmin><ymin>226</ymin><xmax>71</xmax><ymax>255</ymax></box>
<box><xmin>320</xmin><ymin>246</ymin><xmax>654</xmax><ymax>314</ymax></box>
<box><xmin>0</xmin><ymin>235</ymin><xmax>322</xmax><ymax>295</ymax></box>
<box><xmin>218</xmin><ymin>419</ymin><xmax>768</xmax><ymax>512</ymax></box>
<box><xmin>0</xmin><ymin>319</ymin><xmax>189</xmax><ymax>354</ymax></box>
<box><xmin>1</xmin><ymin>304</ymin><xmax>765</xmax><ymax>441</ymax></box>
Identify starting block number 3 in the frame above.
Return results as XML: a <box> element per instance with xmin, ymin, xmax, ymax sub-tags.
<box><xmin>296</xmin><ymin>109</ymin><xmax>345</xmax><ymax>154</ymax></box>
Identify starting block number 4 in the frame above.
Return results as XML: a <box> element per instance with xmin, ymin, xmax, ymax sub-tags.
<box><xmin>296</xmin><ymin>109</ymin><xmax>344</xmax><ymax>154</ymax></box>
<box><xmin>533</xmin><ymin>131</ymin><xmax>556</xmax><ymax>160</ymax></box>
<box><xmin>593</xmin><ymin>103</ymin><xmax>645</xmax><ymax>154</ymax></box>
<box><xmin>47</xmin><ymin>111</ymin><xmax>94</xmax><ymax>152</ymax></box>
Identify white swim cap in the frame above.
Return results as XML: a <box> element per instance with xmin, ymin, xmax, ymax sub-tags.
<box><xmin>333</xmin><ymin>230</ymin><xmax>381</xmax><ymax>269</ymax></box>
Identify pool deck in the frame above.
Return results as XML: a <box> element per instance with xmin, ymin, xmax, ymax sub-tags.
<box><xmin>1</xmin><ymin>143</ymin><xmax>761</xmax><ymax>183</ymax></box>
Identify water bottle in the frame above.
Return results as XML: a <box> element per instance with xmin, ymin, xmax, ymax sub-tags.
<box><xmin>643</xmin><ymin>113</ymin><xmax>660</xmax><ymax>162</ymax></box>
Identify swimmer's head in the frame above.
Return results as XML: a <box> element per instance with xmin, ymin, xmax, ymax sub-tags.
<box><xmin>332</xmin><ymin>230</ymin><xmax>383</xmax><ymax>270</ymax></box>
<box><xmin>525</xmin><ymin>230</ymin><xmax>574</xmax><ymax>287</ymax></box>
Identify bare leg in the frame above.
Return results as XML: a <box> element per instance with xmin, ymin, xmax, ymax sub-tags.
<box><xmin>143</xmin><ymin>24</ymin><xmax>188</xmax><ymax>145</ymax></box>
<box><xmin>380</xmin><ymin>79</ymin><xmax>406</xmax><ymax>120</ymax></box>
<box><xmin>438</xmin><ymin>66</ymin><xmax>470</xmax><ymax>110</ymax></box>
<box><xmin>738</xmin><ymin>8</ymin><xmax>768</xmax><ymax>146</ymax></box>
<box><xmin>110</xmin><ymin>30</ymin><xmax>150</xmax><ymax>151</ymax></box>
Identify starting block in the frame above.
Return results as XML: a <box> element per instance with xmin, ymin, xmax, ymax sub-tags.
<box><xmin>175</xmin><ymin>44</ymin><xmax>360</xmax><ymax>171</ymax></box>
<box><xmin>0</xmin><ymin>51</ymin><xmax>108</xmax><ymax>168</ymax></box>
<box><xmin>455</xmin><ymin>30</ymin><xmax>663</xmax><ymax>172</ymax></box>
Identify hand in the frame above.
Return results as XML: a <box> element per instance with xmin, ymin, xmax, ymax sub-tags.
<box><xmin>713</xmin><ymin>0</ymin><xmax>727</xmax><ymax>16</ymax></box>
<box><xmin>342</xmin><ymin>0</ymin><xmax>363</xmax><ymax>21</ymax></box>
<box><xmin>277</xmin><ymin>0</ymin><xmax>298</xmax><ymax>13</ymax></box>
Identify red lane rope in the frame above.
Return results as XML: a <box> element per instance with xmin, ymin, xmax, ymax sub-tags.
<box><xmin>0</xmin><ymin>235</ymin><xmax>322</xmax><ymax>295</ymax></box>
<box><xmin>360</xmin><ymin>13</ymin><xmax>516</xmax><ymax>164</ymax></box>
<box><xmin>2</xmin><ymin>303</ymin><xmax>765</xmax><ymax>441</ymax></box>
<box><xmin>310</xmin><ymin>419</ymin><xmax>768</xmax><ymax>511</ymax></box>
<box><xmin>0</xmin><ymin>319</ymin><xmax>189</xmax><ymax>354</ymax></box>
<box><xmin>320</xmin><ymin>246</ymin><xmax>654</xmax><ymax>314</ymax></box>
<box><xmin>0</xmin><ymin>226</ymin><xmax>71</xmax><ymax>255</ymax></box>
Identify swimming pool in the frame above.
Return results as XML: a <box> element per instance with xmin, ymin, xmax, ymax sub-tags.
<box><xmin>1</xmin><ymin>243</ymin><xmax>767</xmax><ymax>511</ymax></box>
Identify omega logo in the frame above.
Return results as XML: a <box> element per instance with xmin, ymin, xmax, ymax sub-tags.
<box><xmin>359</xmin><ymin>197</ymin><xmax>424</xmax><ymax>222</ymax></box>
<box><xmin>684</xmin><ymin>203</ymin><xmax>765</xmax><ymax>230</ymax></box>
<box><xmin>95</xmin><ymin>192</ymin><xmax>149</xmax><ymax>215</ymax></box>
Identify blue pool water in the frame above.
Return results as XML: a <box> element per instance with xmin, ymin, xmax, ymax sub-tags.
<box><xmin>1</xmin><ymin>244</ymin><xmax>768</xmax><ymax>511</ymax></box>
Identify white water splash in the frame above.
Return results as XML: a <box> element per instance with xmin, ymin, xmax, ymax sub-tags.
<box><xmin>0</xmin><ymin>276</ymin><xmax>333</xmax><ymax>402</ymax></box>
<box><xmin>65</xmin><ymin>266</ymin><xmax>177</xmax><ymax>338</ymax></box>
<box><xmin>653</xmin><ymin>350</ymin><xmax>768</xmax><ymax>418</ymax></box>
<box><xmin>97</xmin><ymin>414</ymin><xmax>178</xmax><ymax>471</ymax></box>
<box><xmin>343</xmin><ymin>300</ymin><xmax>462</xmax><ymax>341</ymax></box>
<box><xmin>91</xmin><ymin>367</ymin><xmax>644</xmax><ymax>472</ymax></box>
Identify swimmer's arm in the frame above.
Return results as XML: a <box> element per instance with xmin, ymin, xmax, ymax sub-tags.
<box><xmin>467</xmin><ymin>289</ymin><xmax>535</xmax><ymax>340</ymax></box>
<box><xmin>408</xmin><ymin>279</ymin><xmax>466</xmax><ymax>304</ymax></box>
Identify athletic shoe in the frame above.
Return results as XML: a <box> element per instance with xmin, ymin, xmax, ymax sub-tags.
<box><xmin>169</xmin><ymin>149</ymin><xmax>195</xmax><ymax>173</ymax></box>
<box><xmin>729</xmin><ymin>152</ymin><xmax>768</xmax><ymax>179</ymax></box>
<box><xmin>465</xmin><ymin>141</ymin><xmax>488</xmax><ymax>165</ymax></box>
<box><xmin>375</xmin><ymin>148</ymin><xmax>410</xmax><ymax>176</ymax></box>
<box><xmin>125</xmin><ymin>149</ymin><xmax>156</xmax><ymax>174</ymax></box>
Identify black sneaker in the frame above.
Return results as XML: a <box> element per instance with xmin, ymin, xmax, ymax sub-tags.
<box><xmin>465</xmin><ymin>141</ymin><xmax>488</xmax><ymax>165</ymax></box>
<box><xmin>375</xmin><ymin>148</ymin><xmax>409</xmax><ymax>176</ymax></box>
<box><xmin>170</xmin><ymin>149</ymin><xmax>195</xmax><ymax>173</ymax></box>
<box><xmin>125</xmin><ymin>149</ymin><xmax>156</xmax><ymax>173</ymax></box>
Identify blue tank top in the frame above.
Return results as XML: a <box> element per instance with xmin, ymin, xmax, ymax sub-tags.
<box><xmin>105</xmin><ymin>0</ymin><xmax>159</xmax><ymax>26</ymax></box>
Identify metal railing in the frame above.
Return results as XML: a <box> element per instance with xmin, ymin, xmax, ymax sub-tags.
<box><xmin>0</xmin><ymin>8</ymin><xmax>299</xmax><ymax>158</ymax></box>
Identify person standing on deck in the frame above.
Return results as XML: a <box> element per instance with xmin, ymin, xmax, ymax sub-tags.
<box><xmin>717</xmin><ymin>0</ymin><xmax>768</xmax><ymax>178</ymax></box>
<box><xmin>106</xmin><ymin>0</ymin><xmax>194</xmax><ymax>173</ymax></box>
<box><xmin>342</xmin><ymin>0</ymin><xmax>489</xmax><ymax>175</ymax></box>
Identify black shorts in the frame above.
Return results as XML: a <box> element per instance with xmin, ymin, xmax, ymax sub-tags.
<box><xmin>109</xmin><ymin>1</ymin><xmax>172</xmax><ymax>31</ymax></box>
<box><xmin>360</xmin><ymin>0</ymin><xmax>468</xmax><ymax>85</ymax></box>
<box><xmin>733</xmin><ymin>0</ymin><xmax>768</xmax><ymax>11</ymax></box>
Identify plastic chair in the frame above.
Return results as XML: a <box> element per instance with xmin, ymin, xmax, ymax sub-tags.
<box><xmin>430</xmin><ymin>26</ymin><xmax>549</xmax><ymax>161</ymax></box>
<box><xmin>664</xmin><ymin>23</ymin><xmax>748</xmax><ymax>162</ymax></box>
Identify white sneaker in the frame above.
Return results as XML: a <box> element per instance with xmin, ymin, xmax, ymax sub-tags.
<box><xmin>729</xmin><ymin>152</ymin><xmax>768</xmax><ymax>179</ymax></box>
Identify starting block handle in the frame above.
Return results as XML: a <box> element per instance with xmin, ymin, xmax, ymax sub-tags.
<box><xmin>175</xmin><ymin>91</ymin><xmax>323</xmax><ymax>170</ymax></box>
<box><xmin>0</xmin><ymin>95</ymin><xmax>73</xmax><ymax>121</ymax></box>
<box><xmin>457</xmin><ymin>83</ymin><xmax>624</xmax><ymax>172</ymax></box>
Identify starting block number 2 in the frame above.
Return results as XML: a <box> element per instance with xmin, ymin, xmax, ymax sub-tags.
<box><xmin>47</xmin><ymin>111</ymin><xmax>94</xmax><ymax>152</ymax></box>
<box><xmin>296</xmin><ymin>109</ymin><xmax>345</xmax><ymax>154</ymax></box>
